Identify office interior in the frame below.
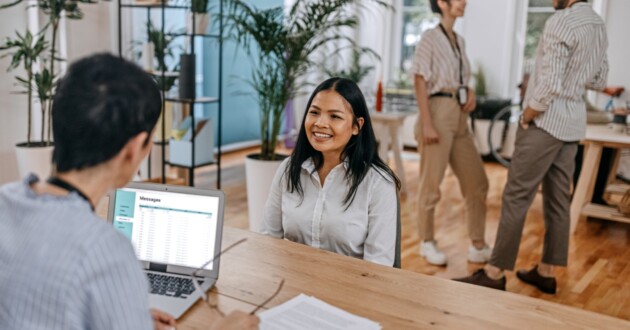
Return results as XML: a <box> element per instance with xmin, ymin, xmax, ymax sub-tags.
<box><xmin>1</xmin><ymin>0</ymin><xmax>629</xmax><ymax>327</ymax></box>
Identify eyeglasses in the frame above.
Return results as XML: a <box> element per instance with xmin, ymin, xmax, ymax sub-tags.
<box><xmin>191</xmin><ymin>238</ymin><xmax>285</xmax><ymax>317</ymax></box>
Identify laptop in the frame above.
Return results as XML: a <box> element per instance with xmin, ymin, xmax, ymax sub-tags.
<box><xmin>107</xmin><ymin>182</ymin><xmax>225</xmax><ymax>319</ymax></box>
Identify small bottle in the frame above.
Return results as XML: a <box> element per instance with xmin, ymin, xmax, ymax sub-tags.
<box><xmin>375</xmin><ymin>80</ymin><xmax>383</xmax><ymax>113</ymax></box>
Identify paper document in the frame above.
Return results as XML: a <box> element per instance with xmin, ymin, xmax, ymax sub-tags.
<box><xmin>259</xmin><ymin>294</ymin><xmax>381</xmax><ymax>330</ymax></box>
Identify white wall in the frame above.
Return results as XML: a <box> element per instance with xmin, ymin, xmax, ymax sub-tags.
<box><xmin>604</xmin><ymin>0</ymin><xmax>630</xmax><ymax>103</ymax></box>
<box><xmin>0</xmin><ymin>3</ymin><xmax>28</xmax><ymax>183</ymax></box>
<box><xmin>460</xmin><ymin>0</ymin><xmax>526</xmax><ymax>99</ymax></box>
<box><xmin>0</xmin><ymin>3</ymin><xmax>114</xmax><ymax>184</ymax></box>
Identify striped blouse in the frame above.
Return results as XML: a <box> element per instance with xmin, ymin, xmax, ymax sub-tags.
<box><xmin>526</xmin><ymin>2</ymin><xmax>608</xmax><ymax>142</ymax></box>
<box><xmin>411</xmin><ymin>25</ymin><xmax>472</xmax><ymax>95</ymax></box>
<box><xmin>0</xmin><ymin>175</ymin><xmax>153</xmax><ymax>330</ymax></box>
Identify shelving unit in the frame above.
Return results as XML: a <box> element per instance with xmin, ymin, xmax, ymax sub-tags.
<box><xmin>116</xmin><ymin>0</ymin><xmax>223</xmax><ymax>188</ymax></box>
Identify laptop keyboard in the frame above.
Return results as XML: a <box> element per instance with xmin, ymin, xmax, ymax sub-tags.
<box><xmin>147</xmin><ymin>273</ymin><xmax>204</xmax><ymax>299</ymax></box>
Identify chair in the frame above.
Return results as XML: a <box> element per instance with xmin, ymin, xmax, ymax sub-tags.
<box><xmin>393</xmin><ymin>195</ymin><xmax>401</xmax><ymax>269</ymax></box>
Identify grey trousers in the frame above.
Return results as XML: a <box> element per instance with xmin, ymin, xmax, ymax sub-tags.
<box><xmin>489</xmin><ymin>123</ymin><xmax>577</xmax><ymax>270</ymax></box>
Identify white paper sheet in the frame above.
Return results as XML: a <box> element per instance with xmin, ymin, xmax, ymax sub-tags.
<box><xmin>259</xmin><ymin>294</ymin><xmax>381</xmax><ymax>330</ymax></box>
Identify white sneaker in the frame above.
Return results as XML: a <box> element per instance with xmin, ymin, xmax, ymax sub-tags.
<box><xmin>420</xmin><ymin>241</ymin><xmax>447</xmax><ymax>266</ymax></box>
<box><xmin>468</xmin><ymin>244</ymin><xmax>492</xmax><ymax>263</ymax></box>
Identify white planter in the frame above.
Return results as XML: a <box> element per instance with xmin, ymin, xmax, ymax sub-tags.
<box><xmin>245</xmin><ymin>155</ymin><xmax>284</xmax><ymax>233</ymax></box>
<box><xmin>187</xmin><ymin>13</ymin><xmax>210</xmax><ymax>35</ymax></box>
<box><xmin>15</xmin><ymin>143</ymin><xmax>54</xmax><ymax>179</ymax></box>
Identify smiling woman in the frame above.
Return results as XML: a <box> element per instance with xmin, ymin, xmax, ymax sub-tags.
<box><xmin>261</xmin><ymin>77</ymin><xmax>401</xmax><ymax>267</ymax></box>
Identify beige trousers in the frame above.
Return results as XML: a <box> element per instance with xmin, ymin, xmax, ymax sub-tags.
<box><xmin>415</xmin><ymin>97</ymin><xmax>488</xmax><ymax>242</ymax></box>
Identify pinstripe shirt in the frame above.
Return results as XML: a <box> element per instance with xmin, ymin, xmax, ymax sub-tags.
<box><xmin>526</xmin><ymin>2</ymin><xmax>608</xmax><ymax>142</ymax></box>
<box><xmin>262</xmin><ymin>158</ymin><xmax>397</xmax><ymax>266</ymax></box>
<box><xmin>411</xmin><ymin>25</ymin><xmax>472</xmax><ymax>94</ymax></box>
<box><xmin>0</xmin><ymin>175</ymin><xmax>153</xmax><ymax>330</ymax></box>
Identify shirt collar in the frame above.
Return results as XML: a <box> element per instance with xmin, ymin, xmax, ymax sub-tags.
<box><xmin>301</xmin><ymin>157</ymin><xmax>349</xmax><ymax>175</ymax></box>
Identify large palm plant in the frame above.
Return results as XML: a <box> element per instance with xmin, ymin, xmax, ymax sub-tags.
<box><xmin>225</xmin><ymin>0</ymin><xmax>388</xmax><ymax>160</ymax></box>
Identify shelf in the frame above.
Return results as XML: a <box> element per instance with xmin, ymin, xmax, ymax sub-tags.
<box><xmin>165</xmin><ymin>96</ymin><xmax>219</xmax><ymax>104</ymax></box>
<box><xmin>166</xmin><ymin>33</ymin><xmax>221</xmax><ymax>39</ymax></box>
<box><xmin>120</xmin><ymin>3</ymin><xmax>189</xmax><ymax>9</ymax></box>
<box><xmin>582</xmin><ymin>203</ymin><xmax>630</xmax><ymax>224</ymax></box>
<box><xmin>147</xmin><ymin>70</ymin><xmax>179</xmax><ymax>77</ymax></box>
<box><xmin>165</xmin><ymin>160</ymin><xmax>217</xmax><ymax>169</ymax></box>
<box><xmin>152</xmin><ymin>140</ymin><xmax>170</xmax><ymax>146</ymax></box>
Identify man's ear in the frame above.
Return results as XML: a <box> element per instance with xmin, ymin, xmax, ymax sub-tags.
<box><xmin>353</xmin><ymin>117</ymin><xmax>365</xmax><ymax>135</ymax></box>
<box><xmin>120</xmin><ymin>132</ymin><xmax>150</xmax><ymax>163</ymax></box>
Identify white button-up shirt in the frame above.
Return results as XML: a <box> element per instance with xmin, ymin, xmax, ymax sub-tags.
<box><xmin>262</xmin><ymin>158</ymin><xmax>397</xmax><ymax>266</ymax></box>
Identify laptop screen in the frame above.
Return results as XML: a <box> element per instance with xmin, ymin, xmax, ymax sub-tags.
<box><xmin>112</xmin><ymin>187</ymin><xmax>220</xmax><ymax>270</ymax></box>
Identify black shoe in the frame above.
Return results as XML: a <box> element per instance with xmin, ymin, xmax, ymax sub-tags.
<box><xmin>453</xmin><ymin>269</ymin><xmax>506</xmax><ymax>291</ymax></box>
<box><xmin>516</xmin><ymin>265</ymin><xmax>557</xmax><ymax>294</ymax></box>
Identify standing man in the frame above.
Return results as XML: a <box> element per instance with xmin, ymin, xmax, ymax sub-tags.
<box><xmin>455</xmin><ymin>0</ymin><xmax>608</xmax><ymax>293</ymax></box>
<box><xmin>0</xmin><ymin>54</ymin><xmax>259</xmax><ymax>329</ymax></box>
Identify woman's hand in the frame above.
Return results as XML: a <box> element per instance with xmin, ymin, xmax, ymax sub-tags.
<box><xmin>150</xmin><ymin>308</ymin><xmax>176</xmax><ymax>330</ymax></box>
<box><xmin>422</xmin><ymin>123</ymin><xmax>440</xmax><ymax>145</ymax></box>
<box><xmin>461</xmin><ymin>88</ymin><xmax>476</xmax><ymax>113</ymax></box>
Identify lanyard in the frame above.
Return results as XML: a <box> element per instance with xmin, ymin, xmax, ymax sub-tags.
<box><xmin>47</xmin><ymin>177</ymin><xmax>94</xmax><ymax>211</ymax></box>
<box><xmin>438</xmin><ymin>23</ymin><xmax>464</xmax><ymax>86</ymax></box>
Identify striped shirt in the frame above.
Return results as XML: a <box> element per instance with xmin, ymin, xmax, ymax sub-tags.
<box><xmin>0</xmin><ymin>175</ymin><xmax>153</xmax><ymax>330</ymax></box>
<box><xmin>526</xmin><ymin>2</ymin><xmax>608</xmax><ymax>142</ymax></box>
<box><xmin>411</xmin><ymin>25</ymin><xmax>472</xmax><ymax>95</ymax></box>
<box><xmin>262</xmin><ymin>158</ymin><xmax>397</xmax><ymax>266</ymax></box>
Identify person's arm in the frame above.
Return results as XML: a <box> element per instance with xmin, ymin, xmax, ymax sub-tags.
<box><xmin>414</xmin><ymin>75</ymin><xmax>440</xmax><ymax>145</ymax></box>
<box><xmin>412</xmin><ymin>33</ymin><xmax>439</xmax><ymax>145</ymax></box>
<box><xmin>363</xmin><ymin>173</ymin><xmax>397</xmax><ymax>266</ymax></box>
<box><xmin>528</xmin><ymin>16</ymin><xmax>573</xmax><ymax>113</ymax></box>
<box><xmin>261</xmin><ymin>159</ymin><xmax>288</xmax><ymax>238</ymax></box>
<box><xmin>586</xmin><ymin>55</ymin><xmax>608</xmax><ymax>92</ymax></box>
<box><xmin>80</xmin><ymin>234</ymin><xmax>155</xmax><ymax>330</ymax></box>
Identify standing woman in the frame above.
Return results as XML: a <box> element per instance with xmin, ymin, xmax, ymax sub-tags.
<box><xmin>412</xmin><ymin>0</ymin><xmax>491</xmax><ymax>266</ymax></box>
<box><xmin>262</xmin><ymin>77</ymin><xmax>401</xmax><ymax>266</ymax></box>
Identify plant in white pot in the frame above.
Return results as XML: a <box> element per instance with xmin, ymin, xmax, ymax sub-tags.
<box><xmin>1</xmin><ymin>0</ymin><xmax>97</xmax><ymax>179</ymax></box>
<box><xmin>224</xmin><ymin>0</ymin><xmax>388</xmax><ymax>231</ymax></box>
<box><xmin>0</xmin><ymin>31</ymin><xmax>53</xmax><ymax>179</ymax></box>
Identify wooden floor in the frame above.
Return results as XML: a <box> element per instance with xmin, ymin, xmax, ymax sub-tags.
<box><xmin>189</xmin><ymin>146</ymin><xmax>630</xmax><ymax>321</ymax></box>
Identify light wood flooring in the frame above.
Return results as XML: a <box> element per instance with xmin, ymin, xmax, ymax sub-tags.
<box><xmin>188</xmin><ymin>146</ymin><xmax>630</xmax><ymax>321</ymax></box>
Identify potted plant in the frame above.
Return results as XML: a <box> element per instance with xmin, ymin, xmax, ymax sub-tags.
<box><xmin>1</xmin><ymin>0</ymin><xmax>97</xmax><ymax>179</ymax></box>
<box><xmin>224</xmin><ymin>0</ymin><xmax>388</xmax><ymax>231</ymax></box>
<box><xmin>188</xmin><ymin>0</ymin><xmax>211</xmax><ymax>35</ymax></box>
<box><xmin>0</xmin><ymin>31</ymin><xmax>53</xmax><ymax>179</ymax></box>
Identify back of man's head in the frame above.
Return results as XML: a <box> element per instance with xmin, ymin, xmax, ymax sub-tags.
<box><xmin>52</xmin><ymin>53</ymin><xmax>161</xmax><ymax>172</ymax></box>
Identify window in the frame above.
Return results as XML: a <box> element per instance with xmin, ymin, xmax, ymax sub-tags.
<box><xmin>397</xmin><ymin>0</ymin><xmax>437</xmax><ymax>88</ymax></box>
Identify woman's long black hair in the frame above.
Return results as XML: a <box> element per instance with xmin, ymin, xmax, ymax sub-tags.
<box><xmin>286</xmin><ymin>77</ymin><xmax>401</xmax><ymax>207</ymax></box>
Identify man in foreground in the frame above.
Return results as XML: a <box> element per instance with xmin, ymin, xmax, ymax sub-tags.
<box><xmin>0</xmin><ymin>53</ymin><xmax>259</xmax><ymax>329</ymax></box>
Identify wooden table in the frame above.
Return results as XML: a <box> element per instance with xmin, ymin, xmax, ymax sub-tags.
<box><xmin>177</xmin><ymin>227</ymin><xmax>630</xmax><ymax>330</ymax></box>
<box><xmin>570</xmin><ymin>124</ymin><xmax>630</xmax><ymax>234</ymax></box>
<box><xmin>371</xmin><ymin>111</ymin><xmax>413</xmax><ymax>195</ymax></box>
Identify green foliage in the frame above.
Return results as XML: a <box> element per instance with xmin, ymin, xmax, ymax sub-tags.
<box><xmin>225</xmin><ymin>0</ymin><xmax>390</xmax><ymax>160</ymax></box>
<box><xmin>0</xmin><ymin>31</ymin><xmax>48</xmax><ymax>145</ymax></box>
<box><xmin>144</xmin><ymin>22</ymin><xmax>183</xmax><ymax>92</ymax></box>
<box><xmin>474</xmin><ymin>65</ymin><xmax>487</xmax><ymax>97</ymax></box>
<box><xmin>321</xmin><ymin>47</ymin><xmax>376</xmax><ymax>84</ymax></box>
<box><xmin>1</xmin><ymin>0</ymin><xmax>98</xmax><ymax>145</ymax></box>
<box><xmin>191</xmin><ymin>0</ymin><xmax>210</xmax><ymax>13</ymax></box>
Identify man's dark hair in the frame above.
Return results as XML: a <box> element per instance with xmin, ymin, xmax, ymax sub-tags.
<box><xmin>52</xmin><ymin>53</ymin><xmax>161</xmax><ymax>172</ymax></box>
<box><xmin>429</xmin><ymin>0</ymin><xmax>446</xmax><ymax>15</ymax></box>
<box><xmin>287</xmin><ymin>77</ymin><xmax>401</xmax><ymax>209</ymax></box>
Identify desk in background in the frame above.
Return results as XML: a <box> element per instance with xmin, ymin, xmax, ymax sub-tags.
<box><xmin>371</xmin><ymin>111</ymin><xmax>413</xmax><ymax>195</ymax></box>
<box><xmin>571</xmin><ymin>124</ymin><xmax>630</xmax><ymax>234</ymax></box>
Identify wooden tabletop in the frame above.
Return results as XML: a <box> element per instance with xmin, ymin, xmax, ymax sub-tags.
<box><xmin>584</xmin><ymin>124</ymin><xmax>630</xmax><ymax>147</ymax></box>
<box><xmin>177</xmin><ymin>227</ymin><xmax>630</xmax><ymax>330</ymax></box>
